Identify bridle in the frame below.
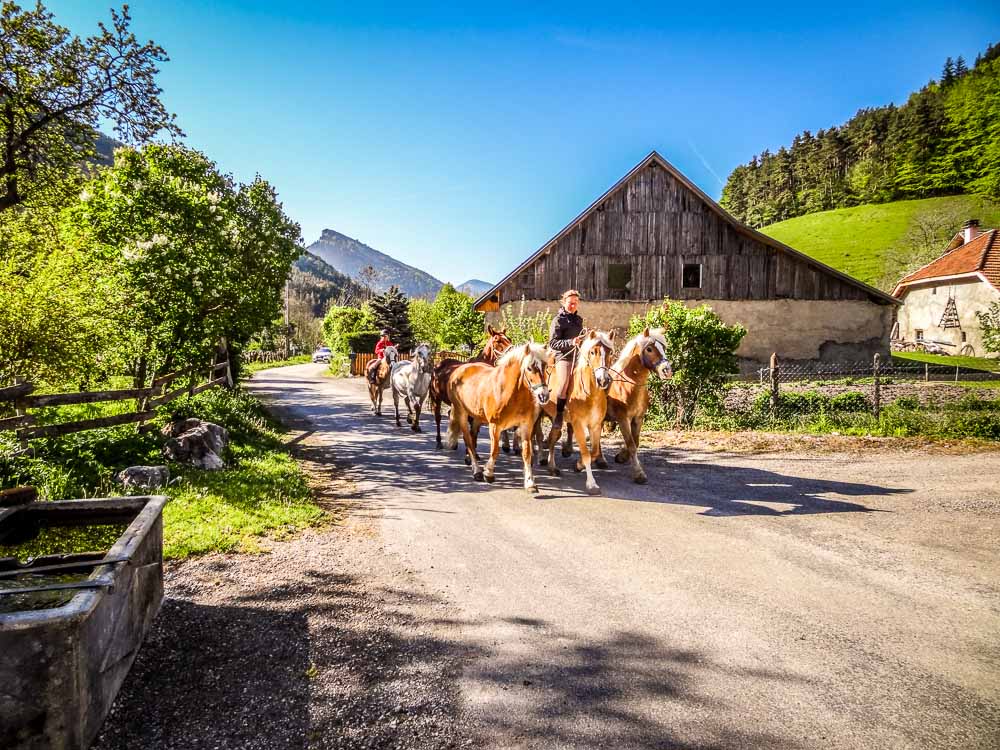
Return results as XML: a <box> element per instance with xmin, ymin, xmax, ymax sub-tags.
<box><xmin>608</xmin><ymin>337</ymin><xmax>669</xmax><ymax>385</ymax></box>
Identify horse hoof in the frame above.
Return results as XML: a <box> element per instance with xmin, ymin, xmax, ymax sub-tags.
<box><xmin>473</xmin><ymin>470</ymin><xmax>484</xmax><ymax>482</ymax></box>
<box><xmin>548</xmin><ymin>467</ymin><xmax>561</xmax><ymax>477</ymax></box>
<box><xmin>436</xmin><ymin>441</ymin><xmax>443</xmax><ymax>449</ymax></box>
<box><xmin>411</xmin><ymin>425</ymin><xmax>421</xmax><ymax>433</ymax></box>
<box><xmin>561</xmin><ymin>446</ymin><xmax>573</xmax><ymax>458</ymax></box>
<box><xmin>633</xmin><ymin>474</ymin><xmax>648</xmax><ymax>485</ymax></box>
<box><xmin>526</xmin><ymin>483</ymin><xmax>539</xmax><ymax>494</ymax></box>
<box><xmin>614</xmin><ymin>453</ymin><xmax>629</xmax><ymax>464</ymax></box>
<box><xmin>595</xmin><ymin>458</ymin><xmax>608</xmax><ymax>470</ymax></box>
<box><xmin>464</xmin><ymin>455</ymin><xmax>471</xmax><ymax>466</ymax></box>
<box><xmin>573</xmin><ymin>462</ymin><xmax>584</xmax><ymax>473</ymax></box>
<box><xmin>586</xmin><ymin>485</ymin><xmax>602</xmax><ymax>496</ymax></box>
<box><xmin>484</xmin><ymin>474</ymin><xmax>495</xmax><ymax>484</ymax></box>
<box><xmin>501</xmin><ymin>445</ymin><xmax>510</xmax><ymax>454</ymax></box>
<box><xmin>539</xmin><ymin>455</ymin><xmax>548</xmax><ymax>467</ymax></box>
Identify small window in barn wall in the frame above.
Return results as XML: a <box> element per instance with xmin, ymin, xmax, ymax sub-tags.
<box><xmin>962</xmin><ymin>331</ymin><xmax>967</xmax><ymax>342</ymax></box>
<box><xmin>608</xmin><ymin>263</ymin><xmax>631</xmax><ymax>299</ymax></box>
<box><xmin>682</xmin><ymin>263</ymin><xmax>702</xmax><ymax>289</ymax></box>
<box><xmin>915</xmin><ymin>330</ymin><xmax>924</xmax><ymax>341</ymax></box>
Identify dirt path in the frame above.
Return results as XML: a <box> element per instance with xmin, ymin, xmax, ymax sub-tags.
<box><xmin>97</xmin><ymin>364</ymin><xmax>1000</xmax><ymax>749</ymax></box>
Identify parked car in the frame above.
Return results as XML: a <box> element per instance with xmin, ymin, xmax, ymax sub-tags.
<box><xmin>312</xmin><ymin>346</ymin><xmax>332</xmax><ymax>363</ymax></box>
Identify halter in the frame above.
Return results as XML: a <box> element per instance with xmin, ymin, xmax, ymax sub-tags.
<box><xmin>609</xmin><ymin>336</ymin><xmax>669</xmax><ymax>385</ymax></box>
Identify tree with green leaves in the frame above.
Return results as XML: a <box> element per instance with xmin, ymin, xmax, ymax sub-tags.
<box><xmin>407</xmin><ymin>297</ymin><xmax>437</xmax><ymax>346</ymax></box>
<box><xmin>68</xmin><ymin>144</ymin><xmax>299</xmax><ymax>384</ymax></box>
<box><xmin>323</xmin><ymin>305</ymin><xmax>376</xmax><ymax>354</ymax></box>
<box><xmin>431</xmin><ymin>283</ymin><xmax>484</xmax><ymax>351</ymax></box>
<box><xmin>0</xmin><ymin>2</ymin><xmax>181</xmax><ymax>211</ymax></box>
<box><xmin>629</xmin><ymin>300</ymin><xmax>746</xmax><ymax>427</ymax></box>
<box><xmin>977</xmin><ymin>302</ymin><xmax>1000</xmax><ymax>355</ymax></box>
<box><xmin>369</xmin><ymin>285</ymin><xmax>414</xmax><ymax>350</ymax></box>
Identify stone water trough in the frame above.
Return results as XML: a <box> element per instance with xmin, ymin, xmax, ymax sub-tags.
<box><xmin>0</xmin><ymin>494</ymin><xmax>168</xmax><ymax>750</ymax></box>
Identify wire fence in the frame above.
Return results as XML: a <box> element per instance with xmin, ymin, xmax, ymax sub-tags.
<box><xmin>704</xmin><ymin>353</ymin><xmax>1000</xmax><ymax>432</ymax></box>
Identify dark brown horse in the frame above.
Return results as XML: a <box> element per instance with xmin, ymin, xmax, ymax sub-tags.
<box><xmin>430</xmin><ymin>325</ymin><xmax>512</xmax><ymax>448</ymax></box>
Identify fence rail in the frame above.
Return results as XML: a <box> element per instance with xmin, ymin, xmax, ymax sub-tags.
<box><xmin>349</xmin><ymin>350</ymin><xmax>469</xmax><ymax>377</ymax></box>
<box><xmin>752</xmin><ymin>358</ymin><xmax>1000</xmax><ymax>385</ymax></box>
<box><xmin>0</xmin><ymin>356</ymin><xmax>232</xmax><ymax>446</ymax></box>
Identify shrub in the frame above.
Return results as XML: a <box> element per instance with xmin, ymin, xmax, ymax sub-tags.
<box><xmin>500</xmin><ymin>297</ymin><xmax>553</xmax><ymax>344</ymax></box>
<box><xmin>629</xmin><ymin>299</ymin><xmax>746</xmax><ymax>427</ymax></box>
<box><xmin>344</xmin><ymin>331</ymin><xmax>380</xmax><ymax>354</ymax></box>
<box><xmin>829</xmin><ymin>392</ymin><xmax>872</xmax><ymax>412</ymax></box>
<box><xmin>893</xmin><ymin>396</ymin><xmax>921</xmax><ymax>410</ymax></box>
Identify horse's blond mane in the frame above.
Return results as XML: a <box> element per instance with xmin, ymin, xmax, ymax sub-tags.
<box><xmin>496</xmin><ymin>341</ymin><xmax>547</xmax><ymax>369</ymax></box>
<box><xmin>579</xmin><ymin>331</ymin><xmax>614</xmax><ymax>359</ymax></box>
<box><xmin>612</xmin><ymin>328</ymin><xmax>666</xmax><ymax>370</ymax></box>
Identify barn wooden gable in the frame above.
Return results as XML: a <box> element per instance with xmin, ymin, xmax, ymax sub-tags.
<box><xmin>475</xmin><ymin>152</ymin><xmax>897</xmax><ymax>310</ymax></box>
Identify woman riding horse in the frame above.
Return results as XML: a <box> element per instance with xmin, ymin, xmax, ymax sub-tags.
<box><xmin>548</xmin><ymin>290</ymin><xmax>586</xmax><ymax>433</ymax></box>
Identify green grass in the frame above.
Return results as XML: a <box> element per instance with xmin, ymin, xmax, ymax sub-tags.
<box><xmin>892</xmin><ymin>351</ymin><xmax>1000</xmax><ymax>372</ymax></box>
<box><xmin>243</xmin><ymin>354</ymin><xmax>311</xmax><ymax>375</ymax></box>
<box><xmin>0</xmin><ymin>387</ymin><xmax>326</xmax><ymax>560</ymax></box>
<box><xmin>761</xmin><ymin>195</ymin><xmax>1000</xmax><ymax>289</ymax></box>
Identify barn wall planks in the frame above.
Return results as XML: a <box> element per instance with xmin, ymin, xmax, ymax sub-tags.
<box><xmin>495</xmin><ymin>161</ymin><xmax>872</xmax><ymax>305</ymax></box>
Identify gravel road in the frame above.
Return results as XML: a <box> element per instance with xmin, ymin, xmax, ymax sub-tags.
<box><xmin>96</xmin><ymin>363</ymin><xmax>1000</xmax><ymax>749</ymax></box>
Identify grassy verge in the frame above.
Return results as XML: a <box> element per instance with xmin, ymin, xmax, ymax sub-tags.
<box><xmin>0</xmin><ymin>387</ymin><xmax>326</xmax><ymax>560</ymax></box>
<box><xmin>242</xmin><ymin>354</ymin><xmax>311</xmax><ymax>375</ymax></box>
<box><xmin>892</xmin><ymin>351</ymin><xmax>1000</xmax><ymax>372</ymax></box>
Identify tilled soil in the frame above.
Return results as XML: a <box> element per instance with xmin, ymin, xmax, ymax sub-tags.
<box><xmin>92</xmin><ymin>527</ymin><xmax>478</xmax><ymax>750</ymax></box>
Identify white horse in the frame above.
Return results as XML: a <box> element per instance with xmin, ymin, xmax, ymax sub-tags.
<box><xmin>390</xmin><ymin>343</ymin><xmax>433</xmax><ymax>431</ymax></box>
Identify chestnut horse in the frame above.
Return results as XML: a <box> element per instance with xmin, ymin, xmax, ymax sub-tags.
<box><xmin>447</xmin><ymin>343</ymin><xmax>550</xmax><ymax>492</ymax></box>
<box><xmin>542</xmin><ymin>330</ymin><xmax>615</xmax><ymax>495</ymax></box>
<box><xmin>366</xmin><ymin>345</ymin><xmax>398</xmax><ymax>415</ymax></box>
<box><xmin>430</xmin><ymin>325</ymin><xmax>512</xmax><ymax>448</ymax></box>
<box><xmin>561</xmin><ymin>327</ymin><xmax>671</xmax><ymax>484</ymax></box>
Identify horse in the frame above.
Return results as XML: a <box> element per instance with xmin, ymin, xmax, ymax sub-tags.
<box><xmin>366</xmin><ymin>345</ymin><xmax>398</xmax><ymax>415</ymax></box>
<box><xmin>541</xmin><ymin>330</ymin><xmax>615</xmax><ymax>495</ymax></box>
<box><xmin>430</xmin><ymin>325</ymin><xmax>512</xmax><ymax>449</ymax></box>
<box><xmin>447</xmin><ymin>343</ymin><xmax>550</xmax><ymax>492</ymax></box>
<box><xmin>560</xmin><ymin>327</ymin><xmax>671</xmax><ymax>484</ymax></box>
<box><xmin>390</xmin><ymin>343</ymin><xmax>433</xmax><ymax>431</ymax></box>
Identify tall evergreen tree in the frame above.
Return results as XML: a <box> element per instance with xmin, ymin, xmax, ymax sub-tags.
<box><xmin>955</xmin><ymin>55</ymin><xmax>968</xmax><ymax>77</ymax></box>
<box><xmin>369</xmin><ymin>285</ymin><xmax>414</xmax><ymax>351</ymax></box>
<box><xmin>942</xmin><ymin>56</ymin><xmax>956</xmax><ymax>86</ymax></box>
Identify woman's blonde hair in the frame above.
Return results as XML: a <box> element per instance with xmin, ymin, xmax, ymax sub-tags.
<box><xmin>560</xmin><ymin>289</ymin><xmax>581</xmax><ymax>302</ymax></box>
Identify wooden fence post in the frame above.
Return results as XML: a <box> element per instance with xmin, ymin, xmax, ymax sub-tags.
<box><xmin>925</xmin><ymin>363</ymin><xmax>929</xmax><ymax>382</ymax></box>
<box><xmin>873</xmin><ymin>353</ymin><xmax>881</xmax><ymax>419</ymax></box>
<box><xmin>13</xmin><ymin>377</ymin><xmax>29</xmax><ymax>451</ymax></box>
<box><xmin>770</xmin><ymin>353</ymin><xmax>780</xmax><ymax>419</ymax></box>
<box><xmin>955</xmin><ymin>365</ymin><xmax>960</xmax><ymax>383</ymax></box>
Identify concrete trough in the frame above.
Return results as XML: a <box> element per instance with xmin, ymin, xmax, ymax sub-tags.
<box><xmin>0</xmin><ymin>495</ymin><xmax>168</xmax><ymax>750</ymax></box>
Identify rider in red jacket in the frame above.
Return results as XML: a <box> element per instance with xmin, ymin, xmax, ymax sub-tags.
<box><xmin>374</xmin><ymin>330</ymin><xmax>394</xmax><ymax>359</ymax></box>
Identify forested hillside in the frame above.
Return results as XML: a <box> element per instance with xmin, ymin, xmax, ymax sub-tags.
<box><xmin>290</xmin><ymin>252</ymin><xmax>367</xmax><ymax>316</ymax></box>
<box><xmin>721</xmin><ymin>44</ymin><xmax>1000</xmax><ymax>228</ymax></box>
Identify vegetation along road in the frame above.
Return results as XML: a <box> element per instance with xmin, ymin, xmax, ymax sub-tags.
<box><xmin>103</xmin><ymin>363</ymin><xmax>1000</xmax><ymax>749</ymax></box>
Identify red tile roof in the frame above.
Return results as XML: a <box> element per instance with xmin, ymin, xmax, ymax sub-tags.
<box><xmin>894</xmin><ymin>229</ymin><xmax>1000</xmax><ymax>296</ymax></box>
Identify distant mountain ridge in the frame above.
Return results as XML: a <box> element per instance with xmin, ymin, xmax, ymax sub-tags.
<box><xmin>457</xmin><ymin>279</ymin><xmax>494</xmax><ymax>297</ymax></box>
<box><xmin>305</xmin><ymin>229</ymin><xmax>444</xmax><ymax>299</ymax></box>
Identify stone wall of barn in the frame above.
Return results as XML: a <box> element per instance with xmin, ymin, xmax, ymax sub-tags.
<box><xmin>896</xmin><ymin>279</ymin><xmax>1000</xmax><ymax>357</ymax></box>
<box><xmin>487</xmin><ymin>298</ymin><xmax>893</xmax><ymax>370</ymax></box>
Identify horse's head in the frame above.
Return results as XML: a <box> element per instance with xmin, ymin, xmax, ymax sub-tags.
<box><xmin>639</xmin><ymin>327</ymin><xmax>672</xmax><ymax>379</ymax></box>
<box><xmin>483</xmin><ymin>325</ymin><xmax>513</xmax><ymax>363</ymax></box>
<box><xmin>580</xmin><ymin>330</ymin><xmax>616</xmax><ymax>390</ymax></box>
<box><xmin>383</xmin><ymin>345</ymin><xmax>399</xmax><ymax>365</ymax></box>
<box><xmin>507</xmin><ymin>342</ymin><xmax>549</xmax><ymax>406</ymax></box>
<box><xmin>413</xmin><ymin>343</ymin><xmax>432</xmax><ymax>372</ymax></box>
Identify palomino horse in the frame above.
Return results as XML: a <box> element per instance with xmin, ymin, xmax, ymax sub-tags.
<box><xmin>430</xmin><ymin>325</ymin><xmax>512</xmax><ymax>449</ymax></box>
<box><xmin>561</xmin><ymin>327</ymin><xmax>671</xmax><ymax>484</ymax></box>
<box><xmin>366</xmin><ymin>345</ymin><xmax>398</xmax><ymax>415</ymax></box>
<box><xmin>542</xmin><ymin>330</ymin><xmax>615</xmax><ymax>495</ymax></box>
<box><xmin>390</xmin><ymin>343</ymin><xmax>433</xmax><ymax>431</ymax></box>
<box><xmin>447</xmin><ymin>343</ymin><xmax>550</xmax><ymax>492</ymax></box>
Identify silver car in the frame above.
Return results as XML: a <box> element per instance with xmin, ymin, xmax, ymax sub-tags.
<box><xmin>312</xmin><ymin>346</ymin><xmax>332</xmax><ymax>363</ymax></box>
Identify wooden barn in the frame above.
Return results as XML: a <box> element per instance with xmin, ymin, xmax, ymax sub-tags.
<box><xmin>473</xmin><ymin>151</ymin><xmax>898</xmax><ymax>368</ymax></box>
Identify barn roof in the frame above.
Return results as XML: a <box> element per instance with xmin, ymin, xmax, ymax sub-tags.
<box><xmin>892</xmin><ymin>229</ymin><xmax>1000</xmax><ymax>296</ymax></box>
<box><xmin>474</xmin><ymin>150</ymin><xmax>898</xmax><ymax>310</ymax></box>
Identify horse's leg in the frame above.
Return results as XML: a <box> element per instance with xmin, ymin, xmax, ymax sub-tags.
<box><xmin>561</xmin><ymin>423</ymin><xmax>574</xmax><ymax>457</ymax></box>
<box><xmin>631</xmin><ymin>415</ymin><xmax>647</xmax><ymax>483</ymax></box>
<box><xmin>456</xmin><ymin>408</ymin><xmax>482</xmax><ymax>480</ymax></box>
<box><xmin>593</xmin><ymin>422</ymin><xmax>608</xmax><ymax>470</ymax></box>
<box><xmin>544</xmin><ymin>419</ymin><xmax>561</xmax><ymax>477</ymax></box>
<box><xmin>520</xmin><ymin>423</ymin><xmax>538</xmax><ymax>493</ymax></box>
<box><xmin>615</xmin><ymin>415</ymin><xmax>630</xmax><ymax>464</ymax></box>
<box><xmin>411</xmin><ymin>395</ymin><xmax>423</xmax><ymax>433</ymax></box>
<box><xmin>501</xmin><ymin>428</ymin><xmax>510</xmax><ymax>454</ymax></box>
<box><xmin>483</xmin><ymin>424</ymin><xmax>501</xmax><ymax>483</ymax></box>
<box><xmin>575</xmin><ymin>419</ymin><xmax>601</xmax><ymax>495</ymax></box>
<box><xmin>433</xmin><ymin>396</ymin><xmax>443</xmax><ymax>448</ymax></box>
<box><xmin>393</xmin><ymin>387</ymin><xmax>402</xmax><ymax>427</ymax></box>
<box><xmin>618</xmin><ymin>416</ymin><xmax>645</xmax><ymax>484</ymax></box>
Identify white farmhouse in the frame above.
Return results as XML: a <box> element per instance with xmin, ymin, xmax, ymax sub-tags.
<box><xmin>893</xmin><ymin>220</ymin><xmax>1000</xmax><ymax>357</ymax></box>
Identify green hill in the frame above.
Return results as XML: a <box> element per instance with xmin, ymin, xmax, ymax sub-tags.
<box><xmin>760</xmin><ymin>195</ymin><xmax>1000</xmax><ymax>290</ymax></box>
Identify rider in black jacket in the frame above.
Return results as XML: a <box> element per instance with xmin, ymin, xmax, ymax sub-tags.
<box><xmin>547</xmin><ymin>290</ymin><xmax>585</xmax><ymax>432</ymax></box>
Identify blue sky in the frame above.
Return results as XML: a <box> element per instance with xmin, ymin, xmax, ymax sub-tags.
<box><xmin>48</xmin><ymin>2</ymin><xmax>1000</xmax><ymax>287</ymax></box>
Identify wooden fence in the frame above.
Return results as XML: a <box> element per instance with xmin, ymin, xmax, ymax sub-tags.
<box><xmin>0</xmin><ymin>359</ymin><xmax>232</xmax><ymax>447</ymax></box>
<box><xmin>349</xmin><ymin>351</ymin><xmax>469</xmax><ymax>377</ymax></box>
